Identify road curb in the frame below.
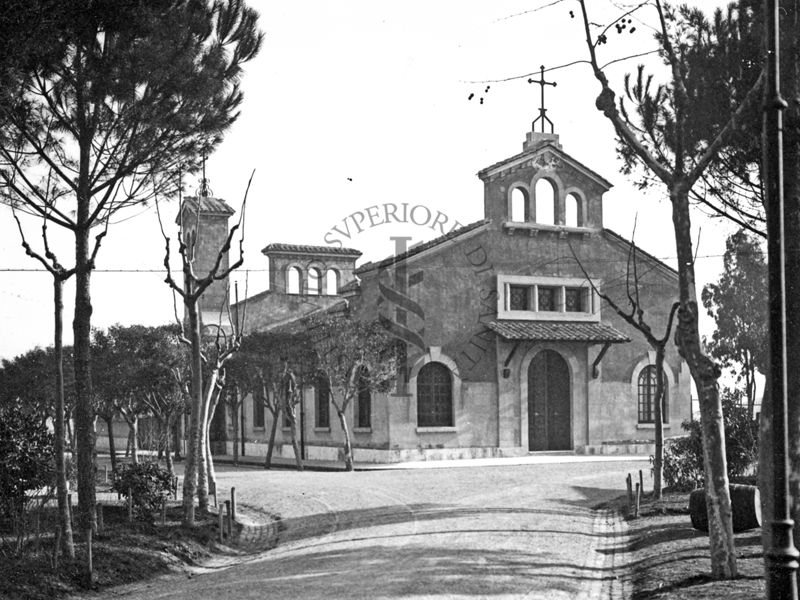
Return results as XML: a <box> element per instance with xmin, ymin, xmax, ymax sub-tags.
<box><xmin>579</xmin><ymin>507</ymin><xmax>631</xmax><ymax>600</ymax></box>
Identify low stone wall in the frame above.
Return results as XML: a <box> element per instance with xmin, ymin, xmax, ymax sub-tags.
<box><xmin>223</xmin><ymin>441</ymin><xmax>527</xmax><ymax>463</ymax></box>
<box><xmin>577</xmin><ymin>441</ymin><xmax>655</xmax><ymax>455</ymax></box>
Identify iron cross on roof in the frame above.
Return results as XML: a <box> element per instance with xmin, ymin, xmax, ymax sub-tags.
<box><xmin>528</xmin><ymin>65</ymin><xmax>557</xmax><ymax>133</ymax></box>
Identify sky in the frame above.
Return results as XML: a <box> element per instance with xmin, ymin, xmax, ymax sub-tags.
<box><xmin>0</xmin><ymin>0</ymin><xmax>741</xmax><ymax>362</ymax></box>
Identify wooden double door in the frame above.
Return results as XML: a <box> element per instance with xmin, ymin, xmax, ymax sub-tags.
<box><xmin>527</xmin><ymin>350</ymin><xmax>571</xmax><ymax>451</ymax></box>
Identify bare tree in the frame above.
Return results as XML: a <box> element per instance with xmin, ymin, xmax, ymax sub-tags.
<box><xmin>574</xmin><ymin>0</ymin><xmax>767</xmax><ymax>577</ymax></box>
<box><xmin>10</xmin><ymin>212</ymin><xmax>79</xmax><ymax>558</ymax></box>
<box><xmin>159</xmin><ymin>173</ymin><xmax>252</xmax><ymax>525</ymax></box>
<box><xmin>569</xmin><ymin>226</ymin><xmax>678</xmax><ymax>500</ymax></box>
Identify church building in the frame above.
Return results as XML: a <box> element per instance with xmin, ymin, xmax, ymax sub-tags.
<box><xmin>189</xmin><ymin>120</ymin><xmax>691</xmax><ymax>463</ymax></box>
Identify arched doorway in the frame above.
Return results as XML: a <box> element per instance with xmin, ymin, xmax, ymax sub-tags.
<box><xmin>528</xmin><ymin>350</ymin><xmax>571</xmax><ymax>451</ymax></box>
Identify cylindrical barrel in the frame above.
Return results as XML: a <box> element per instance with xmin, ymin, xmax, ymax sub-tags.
<box><xmin>689</xmin><ymin>484</ymin><xmax>761</xmax><ymax>533</ymax></box>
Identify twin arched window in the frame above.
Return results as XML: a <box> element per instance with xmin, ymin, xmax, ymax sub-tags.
<box><xmin>417</xmin><ymin>362</ymin><xmax>453</xmax><ymax>427</ymax></box>
<box><xmin>286</xmin><ymin>267</ymin><xmax>340</xmax><ymax>295</ymax></box>
<box><xmin>509</xmin><ymin>181</ymin><xmax>583</xmax><ymax>227</ymax></box>
<box><xmin>638</xmin><ymin>365</ymin><xmax>669</xmax><ymax>424</ymax></box>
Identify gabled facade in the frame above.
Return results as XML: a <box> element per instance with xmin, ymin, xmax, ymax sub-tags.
<box><xmin>154</xmin><ymin>124</ymin><xmax>692</xmax><ymax>464</ymax></box>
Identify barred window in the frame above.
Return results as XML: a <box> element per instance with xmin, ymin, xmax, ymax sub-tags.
<box><xmin>417</xmin><ymin>362</ymin><xmax>453</xmax><ymax>427</ymax></box>
<box><xmin>316</xmin><ymin>374</ymin><xmax>330</xmax><ymax>428</ymax></box>
<box><xmin>538</xmin><ymin>286</ymin><xmax>557</xmax><ymax>311</ymax></box>
<box><xmin>565</xmin><ymin>287</ymin><xmax>585</xmax><ymax>312</ymax></box>
<box><xmin>638</xmin><ymin>365</ymin><xmax>669</xmax><ymax>423</ymax></box>
<box><xmin>253</xmin><ymin>394</ymin><xmax>265</xmax><ymax>428</ymax></box>
<box><xmin>355</xmin><ymin>367</ymin><xmax>371</xmax><ymax>429</ymax></box>
<box><xmin>509</xmin><ymin>285</ymin><xmax>529</xmax><ymax>311</ymax></box>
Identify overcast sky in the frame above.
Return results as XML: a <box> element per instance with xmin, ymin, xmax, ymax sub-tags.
<box><xmin>0</xmin><ymin>0</ymin><xmax>738</xmax><ymax>361</ymax></box>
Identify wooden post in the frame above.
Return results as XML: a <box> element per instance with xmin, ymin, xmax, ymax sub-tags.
<box><xmin>104</xmin><ymin>465</ymin><xmax>108</xmax><ymax>483</ymax></box>
<box><xmin>626</xmin><ymin>474</ymin><xmax>633</xmax><ymax>511</ymax></box>
<box><xmin>173</xmin><ymin>476</ymin><xmax>179</xmax><ymax>500</ymax></box>
<box><xmin>127</xmin><ymin>488</ymin><xmax>133</xmax><ymax>523</ymax></box>
<box><xmin>639</xmin><ymin>469</ymin><xmax>644</xmax><ymax>496</ymax></box>
<box><xmin>161</xmin><ymin>499</ymin><xmax>167</xmax><ymax>526</ymax></box>
<box><xmin>231</xmin><ymin>487</ymin><xmax>236</xmax><ymax>521</ymax></box>
<box><xmin>97</xmin><ymin>503</ymin><xmax>104</xmax><ymax>536</ymax></box>
<box><xmin>67</xmin><ymin>493</ymin><xmax>73</xmax><ymax>527</ymax></box>
<box><xmin>225</xmin><ymin>500</ymin><xmax>232</xmax><ymax>537</ymax></box>
<box><xmin>218</xmin><ymin>508</ymin><xmax>224</xmax><ymax>542</ymax></box>
<box><xmin>635</xmin><ymin>483</ymin><xmax>641</xmax><ymax>518</ymax></box>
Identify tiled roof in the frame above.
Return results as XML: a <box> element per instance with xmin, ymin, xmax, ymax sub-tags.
<box><xmin>338</xmin><ymin>278</ymin><xmax>360</xmax><ymax>293</ymax></box>
<box><xmin>355</xmin><ymin>219</ymin><xmax>490</xmax><ymax>274</ymax></box>
<box><xmin>261</xmin><ymin>243</ymin><xmax>362</xmax><ymax>257</ymax></box>
<box><xmin>182</xmin><ymin>196</ymin><xmax>235</xmax><ymax>215</ymax></box>
<box><xmin>487</xmin><ymin>320</ymin><xmax>630</xmax><ymax>343</ymax></box>
<box><xmin>601</xmin><ymin>229</ymin><xmax>678</xmax><ymax>277</ymax></box>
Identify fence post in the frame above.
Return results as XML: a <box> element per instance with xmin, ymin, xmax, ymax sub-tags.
<box><xmin>634</xmin><ymin>483</ymin><xmax>641</xmax><ymax>518</ymax></box>
<box><xmin>161</xmin><ymin>498</ymin><xmax>167</xmax><ymax>526</ymax></box>
<box><xmin>231</xmin><ymin>487</ymin><xmax>236</xmax><ymax>521</ymax></box>
<box><xmin>127</xmin><ymin>488</ymin><xmax>133</xmax><ymax>523</ymax></box>
<box><xmin>218</xmin><ymin>507</ymin><xmax>224</xmax><ymax>542</ymax></box>
<box><xmin>225</xmin><ymin>500</ymin><xmax>232</xmax><ymax>537</ymax></box>
<box><xmin>639</xmin><ymin>469</ymin><xmax>644</xmax><ymax>496</ymax></box>
<box><xmin>626</xmin><ymin>474</ymin><xmax>633</xmax><ymax>512</ymax></box>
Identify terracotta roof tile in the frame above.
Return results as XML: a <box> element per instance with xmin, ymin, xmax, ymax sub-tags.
<box><xmin>355</xmin><ymin>219</ymin><xmax>489</xmax><ymax>274</ymax></box>
<box><xmin>261</xmin><ymin>243</ymin><xmax>362</xmax><ymax>257</ymax></box>
<box><xmin>487</xmin><ymin>320</ymin><xmax>630</xmax><ymax>343</ymax></box>
<box><xmin>182</xmin><ymin>196</ymin><xmax>235</xmax><ymax>215</ymax></box>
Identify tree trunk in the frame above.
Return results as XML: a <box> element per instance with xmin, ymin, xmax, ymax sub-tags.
<box><xmin>53</xmin><ymin>277</ymin><xmax>75</xmax><ymax>558</ymax></box>
<box><xmin>232</xmin><ymin>388</ymin><xmax>240</xmax><ymax>466</ymax></box>
<box><xmin>67</xmin><ymin>416</ymin><xmax>76</xmax><ymax>454</ymax></box>
<box><xmin>127</xmin><ymin>415</ymin><xmax>139</xmax><ymax>464</ymax></box>
<box><xmin>671</xmin><ymin>184</ymin><xmax>737</xmax><ymax>578</ymax></box>
<box><xmin>336</xmin><ymin>407</ymin><xmax>354</xmax><ymax>472</ymax></box>
<box><xmin>164</xmin><ymin>415</ymin><xmax>174</xmax><ymax>477</ymax></box>
<box><xmin>205</xmin><ymin>387</ymin><xmax>221</xmax><ymax>502</ymax></box>
<box><xmin>286</xmin><ymin>397</ymin><xmax>303</xmax><ymax>471</ymax></box>
<box><xmin>197</xmin><ymin>372</ymin><xmax>219</xmax><ymax>513</ymax></box>
<box><xmin>73</xmin><ymin>223</ymin><xmax>96</xmax><ymax>535</ymax></box>
<box><xmin>105</xmin><ymin>416</ymin><xmax>117</xmax><ymax>472</ymax></box>
<box><xmin>652</xmin><ymin>347</ymin><xmax>666</xmax><ymax>501</ymax></box>
<box><xmin>181</xmin><ymin>303</ymin><xmax>203</xmax><ymax>526</ymax></box>
<box><xmin>173</xmin><ymin>418</ymin><xmax>182</xmax><ymax>461</ymax></box>
<box><xmin>265</xmin><ymin>404</ymin><xmax>279</xmax><ymax>469</ymax></box>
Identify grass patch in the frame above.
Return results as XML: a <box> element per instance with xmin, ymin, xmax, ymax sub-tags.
<box><xmin>627</xmin><ymin>489</ymin><xmax>764</xmax><ymax>600</ymax></box>
<box><xmin>0</xmin><ymin>503</ymin><xmax>243</xmax><ymax>600</ymax></box>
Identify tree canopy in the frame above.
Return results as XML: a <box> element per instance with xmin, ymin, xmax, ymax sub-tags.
<box><xmin>702</xmin><ymin>229</ymin><xmax>767</xmax><ymax>416</ymax></box>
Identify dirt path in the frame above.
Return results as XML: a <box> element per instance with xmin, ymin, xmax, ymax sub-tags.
<box><xmin>99</xmin><ymin>459</ymin><xmax>643</xmax><ymax>600</ymax></box>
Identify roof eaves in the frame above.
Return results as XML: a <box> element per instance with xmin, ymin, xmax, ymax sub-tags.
<box><xmin>355</xmin><ymin>219</ymin><xmax>490</xmax><ymax>274</ymax></box>
<box><xmin>601</xmin><ymin>229</ymin><xmax>678</xmax><ymax>279</ymax></box>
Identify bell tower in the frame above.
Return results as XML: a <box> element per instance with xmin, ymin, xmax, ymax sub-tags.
<box><xmin>177</xmin><ymin>193</ymin><xmax>236</xmax><ymax>329</ymax></box>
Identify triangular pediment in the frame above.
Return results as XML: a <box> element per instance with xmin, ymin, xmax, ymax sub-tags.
<box><xmin>477</xmin><ymin>143</ymin><xmax>612</xmax><ymax>190</ymax></box>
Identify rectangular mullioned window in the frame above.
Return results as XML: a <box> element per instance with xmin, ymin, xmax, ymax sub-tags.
<box><xmin>497</xmin><ymin>275</ymin><xmax>599</xmax><ymax>322</ymax></box>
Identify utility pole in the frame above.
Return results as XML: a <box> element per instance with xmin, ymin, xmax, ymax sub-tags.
<box><xmin>764</xmin><ymin>0</ymin><xmax>799</xmax><ymax>597</ymax></box>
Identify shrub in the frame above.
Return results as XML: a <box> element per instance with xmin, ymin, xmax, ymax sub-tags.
<box><xmin>0</xmin><ymin>401</ymin><xmax>55</xmax><ymax>555</ymax></box>
<box><xmin>662</xmin><ymin>388</ymin><xmax>758</xmax><ymax>490</ymax></box>
<box><xmin>111</xmin><ymin>461</ymin><xmax>173</xmax><ymax>521</ymax></box>
<box><xmin>0</xmin><ymin>401</ymin><xmax>55</xmax><ymax>519</ymax></box>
